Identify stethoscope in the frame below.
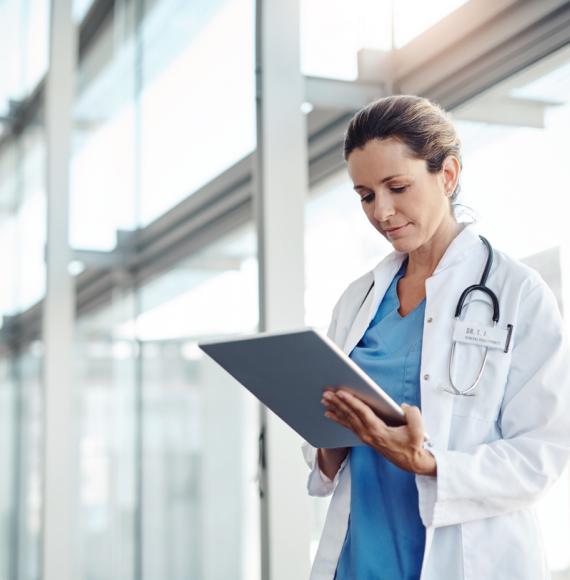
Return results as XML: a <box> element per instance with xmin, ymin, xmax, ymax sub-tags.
<box><xmin>357</xmin><ymin>235</ymin><xmax>506</xmax><ymax>397</ymax></box>
<box><xmin>447</xmin><ymin>235</ymin><xmax>499</xmax><ymax>396</ymax></box>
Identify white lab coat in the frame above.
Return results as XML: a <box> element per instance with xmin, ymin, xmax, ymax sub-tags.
<box><xmin>302</xmin><ymin>222</ymin><xmax>570</xmax><ymax>580</ymax></box>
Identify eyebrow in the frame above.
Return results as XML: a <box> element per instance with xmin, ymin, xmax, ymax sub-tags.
<box><xmin>353</xmin><ymin>174</ymin><xmax>406</xmax><ymax>190</ymax></box>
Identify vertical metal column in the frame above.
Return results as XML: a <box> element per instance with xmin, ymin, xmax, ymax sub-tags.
<box><xmin>254</xmin><ymin>0</ymin><xmax>312</xmax><ymax>579</ymax></box>
<box><xmin>42</xmin><ymin>0</ymin><xmax>77</xmax><ymax>579</ymax></box>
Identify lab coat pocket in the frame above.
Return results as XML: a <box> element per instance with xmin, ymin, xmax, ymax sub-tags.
<box><xmin>449</xmin><ymin>341</ymin><xmax>512</xmax><ymax>422</ymax></box>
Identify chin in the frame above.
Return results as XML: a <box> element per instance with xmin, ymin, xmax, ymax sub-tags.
<box><xmin>389</xmin><ymin>238</ymin><xmax>418</xmax><ymax>253</ymax></box>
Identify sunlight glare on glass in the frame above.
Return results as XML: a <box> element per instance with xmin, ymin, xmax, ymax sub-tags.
<box><xmin>301</xmin><ymin>0</ymin><xmax>392</xmax><ymax>80</ymax></box>
<box><xmin>394</xmin><ymin>0</ymin><xmax>467</xmax><ymax>47</ymax></box>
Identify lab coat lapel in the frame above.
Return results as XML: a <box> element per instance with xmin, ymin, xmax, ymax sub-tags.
<box><xmin>420</xmin><ymin>222</ymin><xmax>485</xmax><ymax>449</ymax></box>
<box><xmin>340</xmin><ymin>222</ymin><xmax>484</xmax><ymax>449</ymax></box>
<box><xmin>342</xmin><ymin>252</ymin><xmax>407</xmax><ymax>355</ymax></box>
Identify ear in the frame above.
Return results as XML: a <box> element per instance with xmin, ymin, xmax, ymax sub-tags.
<box><xmin>442</xmin><ymin>155</ymin><xmax>461</xmax><ymax>196</ymax></box>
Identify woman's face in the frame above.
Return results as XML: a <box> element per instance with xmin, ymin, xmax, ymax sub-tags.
<box><xmin>347</xmin><ymin>137</ymin><xmax>459</xmax><ymax>253</ymax></box>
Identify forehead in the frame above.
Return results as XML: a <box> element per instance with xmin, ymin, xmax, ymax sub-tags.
<box><xmin>347</xmin><ymin>138</ymin><xmax>424</xmax><ymax>182</ymax></box>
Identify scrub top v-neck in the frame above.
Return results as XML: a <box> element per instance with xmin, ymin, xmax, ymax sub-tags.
<box><xmin>334</xmin><ymin>257</ymin><xmax>427</xmax><ymax>580</ymax></box>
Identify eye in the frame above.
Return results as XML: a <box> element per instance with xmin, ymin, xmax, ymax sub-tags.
<box><xmin>390</xmin><ymin>186</ymin><xmax>407</xmax><ymax>193</ymax></box>
<box><xmin>361</xmin><ymin>193</ymin><xmax>374</xmax><ymax>204</ymax></box>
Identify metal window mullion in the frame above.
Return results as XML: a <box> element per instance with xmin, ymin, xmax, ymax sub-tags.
<box><xmin>42</xmin><ymin>0</ymin><xmax>78</xmax><ymax>579</ymax></box>
<box><xmin>255</xmin><ymin>0</ymin><xmax>312</xmax><ymax>579</ymax></box>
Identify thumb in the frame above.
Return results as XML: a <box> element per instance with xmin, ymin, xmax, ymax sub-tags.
<box><xmin>402</xmin><ymin>404</ymin><xmax>424</xmax><ymax>445</ymax></box>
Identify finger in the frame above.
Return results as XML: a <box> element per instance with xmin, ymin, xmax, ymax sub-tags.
<box><xmin>326</xmin><ymin>392</ymin><xmax>368</xmax><ymax>434</ymax></box>
<box><xmin>338</xmin><ymin>391</ymin><xmax>387</xmax><ymax>429</ymax></box>
<box><xmin>402</xmin><ymin>404</ymin><xmax>425</xmax><ymax>446</ymax></box>
<box><xmin>324</xmin><ymin>409</ymin><xmax>352</xmax><ymax>431</ymax></box>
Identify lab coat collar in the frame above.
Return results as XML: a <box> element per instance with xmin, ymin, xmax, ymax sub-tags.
<box><xmin>372</xmin><ymin>220</ymin><xmax>480</xmax><ymax>282</ymax></box>
<box><xmin>432</xmin><ymin>220</ymin><xmax>481</xmax><ymax>275</ymax></box>
<box><xmin>344</xmin><ymin>221</ymin><xmax>482</xmax><ymax>356</ymax></box>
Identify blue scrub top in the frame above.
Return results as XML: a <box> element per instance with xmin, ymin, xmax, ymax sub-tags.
<box><xmin>334</xmin><ymin>257</ymin><xmax>427</xmax><ymax>580</ymax></box>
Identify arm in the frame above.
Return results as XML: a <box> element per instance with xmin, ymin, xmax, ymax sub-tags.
<box><xmin>317</xmin><ymin>447</ymin><xmax>349</xmax><ymax>480</ymax></box>
<box><xmin>416</xmin><ymin>281</ymin><xmax>570</xmax><ymax>528</ymax></box>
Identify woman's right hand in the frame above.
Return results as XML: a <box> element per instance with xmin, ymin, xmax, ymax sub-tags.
<box><xmin>317</xmin><ymin>447</ymin><xmax>349</xmax><ymax>480</ymax></box>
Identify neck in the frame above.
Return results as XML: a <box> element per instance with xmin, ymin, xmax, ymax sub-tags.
<box><xmin>406</xmin><ymin>219</ymin><xmax>464</xmax><ymax>278</ymax></box>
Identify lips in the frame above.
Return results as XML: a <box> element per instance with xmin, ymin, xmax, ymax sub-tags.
<box><xmin>385</xmin><ymin>223</ymin><xmax>409</xmax><ymax>233</ymax></box>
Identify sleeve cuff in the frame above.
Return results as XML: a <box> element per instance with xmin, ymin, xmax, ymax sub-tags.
<box><xmin>302</xmin><ymin>441</ymin><xmax>350</xmax><ymax>497</ymax></box>
<box><xmin>415</xmin><ymin>446</ymin><xmax>446</xmax><ymax>527</ymax></box>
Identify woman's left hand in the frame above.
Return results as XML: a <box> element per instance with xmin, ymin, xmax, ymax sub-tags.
<box><xmin>322</xmin><ymin>388</ymin><xmax>437</xmax><ymax>476</ymax></box>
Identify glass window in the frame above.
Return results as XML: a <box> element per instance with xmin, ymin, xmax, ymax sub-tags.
<box><xmin>15</xmin><ymin>343</ymin><xmax>43</xmax><ymax>580</ymax></box>
<box><xmin>301</xmin><ymin>0</ymin><xmax>391</xmax><ymax>80</ymax></box>
<box><xmin>393</xmin><ymin>0</ymin><xmax>468</xmax><ymax>47</ymax></box>
<box><xmin>76</xmin><ymin>223</ymin><xmax>260</xmax><ymax>579</ymax></box>
<box><xmin>0</xmin><ymin>123</ymin><xmax>47</xmax><ymax>316</ymax></box>
<box><xmin>71</xmin><ymin>0</ymin><xmax>137</xmax><ymax>251</ymax></box>
<box><xmin>0</xmin><ymin>0</ymin><xmax>49</xmax><ymax>114</ymax></box>
<box><xmin>136</xmin><ymin>225</ymin><xmax>259</xmax><ymax>579</ymax></box>
<box><xmin>76</xmin><ymin>293</ymin><xmax>139</xmax><ymax>580</ymax></box>
<box><xmin>138</xmin><ymin>0</ymin><xmax>256</xmax><ymax>226</ymax></box>
<box><xmin>0</xmin><ymin>356</ymin><xmax>16</xmax><ymax>579</ymax></box>
<box><xmin>301</xmin><ymin>0</ymin><xmax>469</xmax><ymax>80</ymax></box>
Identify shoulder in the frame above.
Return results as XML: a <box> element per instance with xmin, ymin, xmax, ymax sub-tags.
<box><xmin>490</xmin><ymin>245</ymin><xmax>562</xmax><ymax>344</ymax></box>
<box><xmin>331</xmin><ymin>270</ymin><xmax>374</xmax><ymax>317</ymax></box>
<box><xmin>332</xmin><ymin>252</ymin><xmax>398</xmax><ymax>313</ymax></box>
<box><xmin>492</xmin><ymin>245</ymin><xmax>553</xmax><ymax>299</ymax></box>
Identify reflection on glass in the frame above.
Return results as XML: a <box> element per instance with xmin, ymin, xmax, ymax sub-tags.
<box><xmin>138</xmin><ymin>225</ymin><xmax>260</xmax><ymax>579</ymax></box>
<box><xmin>0</xmin><ymin>124</ymin><xmax>47</xmax><ymax>315</ymax></box>
<box><xmin>139</xmin><ymin>0</ymin><xmax>255</xmax><ymax>225</ymax></box>
<box><xmin>76</xmin><ymin>223</ymin><xmax>260</xmax><ymax>579</ymax></box>
<box><xmin>0</xmin><ymin>145</ymin><xmax>19</xmax><ymax>319</ymax></box>
<box><xmin>301</xmin><ymin>0</ymin><xmax>468</xmax><ymax>79</ymax></box>
<box><xmin>301</xmin><ymin>0</ymin><xmax>391</xmax><ymax>80</ymax></box>
<box><xmin>0</xmin><ymin>357</ymin><xmax>15</xmax><ymax>578</ymax></box>
<box><xmin>393</xmin><ymin>0</ymin><xmax>467</xmax><ymax>47</ymax></box>
<box><xmin>0</xmin><ymin>0</ymin><xmax>49</xmax><ymax>113</ymax></box>
<box><xmin>76</xmin><ymin>293</ymin><xmax>138</xmax><ymax>580</ymax></box>
<box><xmin>71</xmin><ymin>0</ymin><xmax>137</xmax><ymax>251</ymax></box>
<box><xmin>16</xmin><ymin>343</ymin><xmax>43</xmax><ymax>580</ymax></box>
<box><xmin>17</xmin><ymin>127</ymin><xmax>47</xmax><ymax>312</ymax></box>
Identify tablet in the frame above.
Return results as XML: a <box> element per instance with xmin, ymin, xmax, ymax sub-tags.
<box><xmin>198</xmin><ymin>328</ymin><xmax>406</xmax><ymax>448</ymax></box>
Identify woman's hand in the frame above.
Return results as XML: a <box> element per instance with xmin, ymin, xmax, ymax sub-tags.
<box><xmin>321</xmin><ymin>388</ymin><xmax>437</xmax><ymax>476</ymax></box>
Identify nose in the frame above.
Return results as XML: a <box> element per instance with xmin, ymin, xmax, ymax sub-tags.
<box><xmin>372</xmin><ymin>190</ymin><xmax>395</xmax><ymax>222</ymax></box>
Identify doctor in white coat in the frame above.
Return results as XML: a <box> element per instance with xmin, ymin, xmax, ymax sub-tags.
<box><xmin>302</xmin><ymin>95</ymin><xmax>570</xmax><ymax>580</ymax></box>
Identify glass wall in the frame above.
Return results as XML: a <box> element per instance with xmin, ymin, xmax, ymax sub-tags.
<box><xmin>75</xmin><ymin>292</ymin><xmax>138</xmax><ymax>580</ymax></box>
<box><xmin>0</xmin><ymin>2</ymin><xmax>48</xmax><ymax>577</ymax></box>
<box><xmin>14</xmin><ymin>345</ymin><xmax>44</xmax><ymax>580</ymax></box>
<box><xmin>0</xmin><ymin>356</ymin><xmax>15</xmax><ymax>580</ymax></box>
<box><xmin>138</xmin><ymin>0</ymin><xmax>255</xmax><ymax>226</ymax></box>
<box><xmin>0</xmin><ymin>0</ymin><xmax>49</xmax><ymax>121</ymax></box>
<box><xmin>137</xmin><ymin>225</ymin><xmax>259</xmax><ymax>579</ymax></box>
<box><xmin>70</xmin><ymin>0</ymin><xmax>258</xmax><ymax>576</ymax></box>
<box><xmin>301</xmin><ymin>0</ymin><xmax>469</xmax><ymax>79</ymax></box>
<box><xmin>75</xmin><ymin>224</ymin><xmax>260</xmax><ymax>579</ymax></box>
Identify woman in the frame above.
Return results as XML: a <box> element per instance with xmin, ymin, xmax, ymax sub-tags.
<box><xmin>302</xmin><ymin>95</ymin><xmax>570</xmax><ymax>580</ymax></box>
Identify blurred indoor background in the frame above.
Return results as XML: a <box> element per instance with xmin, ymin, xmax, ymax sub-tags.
<box><xmin>1</xmin><ymin>0</ymin><xmax>570</xmax><ymax>578</ymax></box>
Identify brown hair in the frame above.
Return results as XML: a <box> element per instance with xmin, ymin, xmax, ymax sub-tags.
<box><xmin>343</xmin><ymin>94</ymin><xmax>463</xmax><ymax>209</ymax></box>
